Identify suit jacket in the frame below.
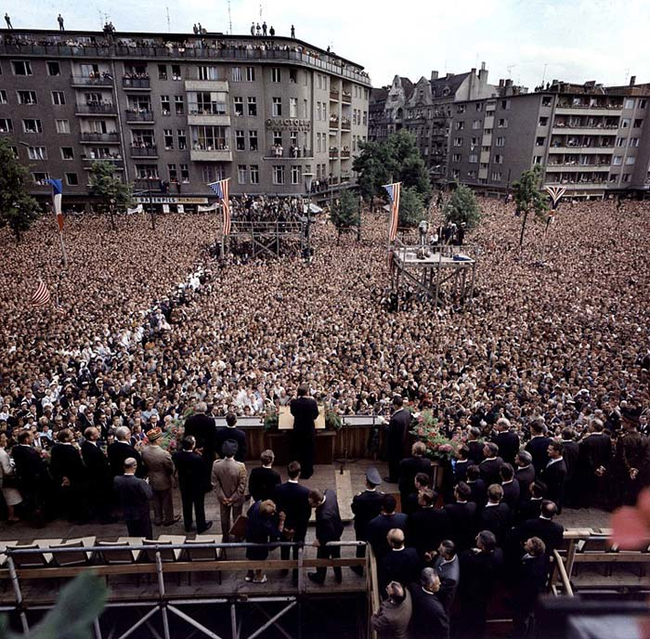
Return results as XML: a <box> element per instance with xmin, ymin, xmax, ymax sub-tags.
<box><xmin>432</xmin><ymin>554</ymin><xmax>460</xmax><ymax>613</ymax></box>
<box><xmin>479</xmin><ymin>456</ymin><xmax>504</xmax><ymax>487</ymax></box>
<box><xmin>113</xmin><ymin>474</ymin><xmax>153</xmax><ymax>521</ymax></box>
<box><xmin>515</xmin><ymin>465</ymin><xmax>536</xmax><ymax>503</ymax></box>
<box><xmin>560</xmin><ymin>440</ymin><xmax>580</xmax><ymax>479</ymax></box>
<box><xmin>478</xmin><ymin>502</ymin><xmax>511</xmax><ymax>544</ymax></box>
<box><xmin>501</xmin><ymin>479</ymin><xmax>521</xmax><ymax>511</ymax></box>
<box><xmin>50</xmin><ymin>443</ymin><xmax>86</xmax><ymax>485</ymax></box>
<box><xmin>579</xmin><ymin>433</ymin><xmax>612</xmax><ymax>475</ymax></box>
<box><xmin>173</xmin><ymin>450</ymin><xmax>209</xmax><ymax>495</ymax></box>
<box><xmin>367</xmin><ymin>512</ymin><xmax>409</xmax><ymax>558</ymax></box>
<box><xmin>517</xmin><ymin>517</ymin><xmax>564</xmax><ymax>555</ymax></box>
<box><xmin>290</xmin><ymin>396</ymin><xmax>319</xmax><ymax>437</ymax></box>
<box><xmin>215</xmin><ymin>426</ymin><xmax>247</xmax><ymax>462</ymax></box>
<box><xmin>274</xmin><ymin>481</ymin><xmax>311</xmax><ymax>536</ymax></box>
<box><xmin>386</xmin><ymin>408</ymin><xmax>412</xmax><ymax>460</ymax></box>
<box><xmin>183</xmin><ymin>413</ymin><xmax>217</xmax><ymax>462</ymax></box>
<box><xmin>458</xmin><ymin>548</ymin><xmax>504</xmax><ymax>607</ymax></box>
<box><xmin>517</xmin><ymin>498</ymin><xmax>543</xmax><ymax>524</ymax></box>
<box><xmin>81</xmin><ymin>440</ymin><xmax>110</xmax><ymax>485</ymax></box>
<box><xmin>12</xmin><ymin>444</ymin><xmax>48</xmax><ymax>489</ymax></box>
<box><xmin>351</xmin><ymin>489</ymin><xmax>385</xmax><ymax>538</ymax></box>
<box><xmin>444</xmin><ymin>501</ymin><xmax>477</xmax><ymax>551</ymax></box>
<box><xmin>108</xmin><ymin>441</ymin><xmax>144</xmax><ymax>477</ymax></box>
<box><xmin>398</xmin><ymin>456</ymin><xmax>432</xmax><ymax>496</ymax></box>
<box><xmin>467</xmin><ymin>440</ymin><xmax>484</xmax><ymax>465</ymax></box>
<box><xmin>142</xmin><ymin>445</ymin><xmax>174</xmax><ymax>491</ymax></box>
<box><xmin>248</xmin><ymin>466</ymin><xmax>281</xmax><ymax>502</ymax></box>
<box><xmin>467</xmin><ymin>479</ymin><xmax>487</xmax><ymax>507</ymax></box>
<box><xmin>380</xmin><ymin>547</ymin><xmax>421</xmax><ymax>589</ymax></box>
<box><xmin>408</xmin><ymin>507</ymin><xmax>452</xmax><ymax>558</ymax></box>
<box><xmin>371</xmin><ymin>589</ymin><xmax>413</xmax><ymax>639</ymax></box>
<box><xmin>453</xmin><ymin>459</ymin><xmax>470</xmax><ymax>484</ymax></box>
<box><xmin>314</xmin><ymin>488</ymin><xmax>344</xmax><ymax>544</ymax></box>
<box><xmin>541</xmin><ymin>459</ymin><xmax>568</xmax><ymax>510</ymax></box>
<box><xmin>211</xmin><ymin>457</ymin><xmax>247</xmax><ymax>503</ymax></box>
<box><xmin>494</xmin><ymin>431</ymin><xmax>520</xmax><ymax>465</ymax></box>
<box><xmin>525</xmin><ymin>436</ymin><xmax>552</xmax><ymax>474</ymax></box>
<box><xmin>409</xmin><ymin>585</ymin><xmax>450</xmax><ymax>639</ymax></box>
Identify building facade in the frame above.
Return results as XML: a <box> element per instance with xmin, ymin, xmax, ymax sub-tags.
<box><xmin>0</xmin><ymin>29</ymin><xmax>371</xmax><ymax>209</ymax></box>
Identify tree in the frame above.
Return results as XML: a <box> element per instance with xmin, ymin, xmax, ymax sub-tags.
<box><xmin>512</xmin><ymin>165</ymin><xmax>549</xmax><ymax>248</ymax></box>
<box><xmin>353</xmin><ymin>140</ymin><xmax>391</xmax><ymax>211</ymax></box>
<box><xmin>88</xmin><ymin>162</ymin><xmax>133</xmax><ymax>230</ymax></box>
<box><xmin>330</xmin><ymin>189</ymin><xmax>360</xmax><ymax>242</ymax></box>
<box><xmin>0</xmin><ymin>138</ymin><xmax>40</xmax><ymax>242</ymax></box>
<box><xmin>399</xmin><ymin>187</ymin><xmax>426</xmax><ymax>227</ymax></box>
<box><xmin>443</xmin><ymin>184</ymin><xmax>482</xmax><ymax>230</ymax></box>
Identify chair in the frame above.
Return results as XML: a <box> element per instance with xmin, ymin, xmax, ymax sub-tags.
<box><xmin>50</xmin><ymin>540</ymin><xmax>91</xmax><ymax>567</ymax></box>
<box><xmin>141</xmin><ymin>539</ymin><xmax>178</xmax><ymax>563</ymax></box>
<box><xmin>184</xmin><ymin>536</ymin><xmax>223</xmax><ymax>585</ymax></box>
<box><xmin>98</xmin><ymin>540</ymin><xmax>141</xmax><ymax>586</ymax></box>
<box><xmin>10</xmin><ymin>544</ymin><xmax>50</xmax><ymax>569</ymax></box>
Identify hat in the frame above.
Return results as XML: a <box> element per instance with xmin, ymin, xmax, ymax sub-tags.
<box><xmin>222</xmin><ymin>439</ymin><xmax>239</xmax><ymax>456</ymax></box>
<box><xmin>147</xmin><ymin>427</ymin><xmax>163</xmax><ymax>442</ymax></box>
<box><xmin>366</xmin><ymin>467</ymin><xmax>382</xmax><ymax>486</ymax></box>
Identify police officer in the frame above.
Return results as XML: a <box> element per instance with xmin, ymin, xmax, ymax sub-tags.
<box><xmin>351</xmin><ymin>467</ymin><xmax>385</xmax><ymax>575</ymax></box>
<box><xmin>617</xmin><ymin>408</ymin><xmax>649</xmax><ymax>506</ymax></box>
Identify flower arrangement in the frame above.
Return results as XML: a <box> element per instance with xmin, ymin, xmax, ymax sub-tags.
<box><xmin>158</xmin><ymin>422</ymin><xmax>182</xmax><ymax>453</ymax></box>
<box><xmin>410</xmin><ymin>410</ymin><xmax>461</xmax><ymax>461</ymax></box>
<box><xmin>325</xmin><ymin>409</ymin><xmax>343</xmax><ymax>432</ymax></box>
<box><xmin>263</xmin><ymin>406</ymin><xmax>279</xmax><ymax>432</ymax></box>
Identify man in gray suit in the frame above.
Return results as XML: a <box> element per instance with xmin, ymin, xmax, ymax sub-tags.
<box><xmin>371</xmin><ymin>581</ymin><xmax>413</xmax><ymax>639</ymax></box>
<box><xmin>142</xmin><ymin>428</ymin><xmax>179</xmax><ymax>526</ymax></box>
<box><xmin>113</xmin><ymin>457</ymin><xmax>154</xmax><ymax>538</ymax></box>
<box><xmin>211</xmin><ymin>440</ymin><xmax>247</xmax><ymax>541</ymax></box>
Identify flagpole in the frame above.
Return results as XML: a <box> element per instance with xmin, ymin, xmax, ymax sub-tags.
<box><xmin>51</xmin><ymin>183</ymin><xmax>68</xmax><ymax>267</ymax></box>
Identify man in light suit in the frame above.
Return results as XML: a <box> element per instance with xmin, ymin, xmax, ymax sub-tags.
<box><xmin>211</xmin><ymin>440</ymin><xmax>247</xmax><ymax>541</ymax></box>
<box><xmin>142</xmin><ymin>428</ymin><xmax>179</xmax><ymax>526</ymax></box>
<box><xmin>113</xmin><ymin>457</ymin><xmax>153</xmax><ymax>538</ymax></box>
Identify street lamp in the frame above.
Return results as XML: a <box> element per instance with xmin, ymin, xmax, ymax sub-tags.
<box><xmin>303</xmin><ymin>172</ymin><xmax>314</xmax><ymax>262</ymax></box>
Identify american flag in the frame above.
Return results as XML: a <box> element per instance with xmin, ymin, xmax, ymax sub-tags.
<box><xmin>208</xmin><ymin>178</ymin><xmax>231</xmax><ymax>235</ymax></box>
<box><xmin>30</xmin><ymin>279</ymin><xmax>51</xmax><ymax>308</ymax></box>
<box><xmin>383</xmin><ymin>182</ymin><xmax>401</xmax><ymax>242</ymax></box>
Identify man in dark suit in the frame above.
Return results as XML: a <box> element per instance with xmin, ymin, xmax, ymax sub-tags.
<box><xmin>172</xmin><ymin>436</ymin><xmax>212</xmax><ymax>533</ymax></box>
<box><xmin>82</xmin><ymin>426</ymin><xmax>113</xmax><ymax>523</ymax></box>
<box><xmin>517</xmin><ymin>480</ymin><xmax>546</xmax><ymax>524</ymax></box>
<box><xmin>384</xmin><ymin>395</ymin><xmax>412</xmax><ymax>483</ymax></box>
<box><xmin>366</xmin><ymin>494</ymin><xmax>409</xmax><ymax>559</ymax></box>
<box><xmin>453</xmin><ymin>446</ymin><xmax>471</xmax><ymax>484</ymax></box>
<box><xmin>511</xmin><ymin>536</ymin><xmax>548</xmax><ymax>637</ymax></box>
<box><xmin>12</xmin><ymin>429</ymin><xmax>53</xmax><ymax>523</ymax></box>
<box><xmin>289</xmin><ymin>385</ymin><xmax>319</xmax><ymax>479</ymax></box>
<box><xmin>274</xmin><ymin>461</ymin><xmax>312</xmax><ymax>584</ymax></box>
<box><xmin>108</xmin><ymin>426</ymin><xmax>144</xmax><ymax>477</ymax></box>
<box><xmin>514</xmin><ymin>450</ymin><xmax>535</xmax><ymax>506</ymax></box>
<box><xmin>466</xmin><ymin>465</ymin><xmax>487</xmax><ymax>508</ymax></box>
<box><xmin>409</xmin><ymin>568</ymin><xmax>450</xmax><ymax>639</ymax></box>
<box><xmin>408</xmin><ymin>488</ymin><xmax>452</xmax><ymax>559</ymax></box>
<box><xmin>248</xmin><ymin>449</ymin><xmax>281</xmax><ymax>502</ymax></box>
<box><xmin>541</xmin><ymin>441</ymin><xmax>568</xmax><ymax>513</ymax></box>
<box><xmin>49</xmin><ymin>428</ymin><xmax>88</xmax><ymax>523</ymax></box>
<box><xmin>113</xmin><ymin>457</ymin><xmax>153</xmax><ymax>538</ymax></box>
<box><xmin>183</xmin><ymin>401</ymin><xmax>217</xmax><ymax>473</ymax></box>
<box><xmin>560</xmin><ymin>428</ymin><xmax>580</xmax><ymax>508</ymax></box>
<box><xmin>350</xmin><ymin>467</ymin><xmax>384</xmax><ymax>575</ymax></box>
<box><xmin>444</xmin><ymin>482</ymin><xmax>477</xmax><ymax>552</ymax></box>
<box><xmin>466</xmin><ymin>427</ymin><xmax>484</xmax><ymax>465</ymax></box>
<box><xmin>402</xmin><ymin>472</ymin><xmax>431</xmax><ymax>515</ymax></box>
<box><xmin>430</xmin><ymin>540</ymin><xmax>460</xmax><ymax>614</ymax></box>
<box><xmin>516</xmin><ymin>500</ymin><xmax>564</xmax><ymax>556</ymax></box>
<box><xmin>525</xmin><ymin>420</ymin><xmax>552</xmax><ymax>474</ymax></box>
<box><xmin>379</xmin><ymin>528</ymin><xmax>421</xmax><ymax>589</ymax></box>
<box><xmin>479</xmin><ymin>442</ymin><xmax>503</xmax><ymax>486</ymax></box>
<box><xmin>478</xmin><ymin>484</ymin><xmax>511</xmax><ymax>545</ymax></box>
<box><xmin>215</xmin><ymin>412</ymin><xmax>247</xmax><ymax>462</ymax></box>
<box><xmin>499</xmin><ymin>463</ymin><xmax>520</xmax><ymax>511</ymax></box>
<box><xmin>308</xmin><ymin>488</ymin><xmax>344</xmax><ymax>584</ymax></box>
<box><xmin>493</xmin><ymin>418</ymin><xmax>520</xmax><ymax>465</ymax></box>
<box><xmin>579</xmin><ymin>419</ymin><xmax>612</xmax><ymax>508</ymax></box>
<box><xmin>398</xmin><ymin>441</ymin><xmax>431</xmax><ymax>511</ymax></box>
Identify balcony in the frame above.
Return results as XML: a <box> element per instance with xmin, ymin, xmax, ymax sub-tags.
<box><xmin>546</xmin><ymin>164</ymin><xmax>610</xmax><ymax>172</ymax></box>
<box><xmin>265</xmin><ymin>148</ymin><xmax>313</xmax><ymax>160</ymax></box>
<box><xmin>70</xmin><ymin>75</ymin><xmax>113</xmax><ymax>87</ymax></box>
<box><xmin>133</xmin><ymin>178</ymin><xmax>164</xmax><ymax>193</ymax></box>
<box><xmin>329</xmin><ymin>148</ymin><xmax>339</xmax><ymax>160</ymax></box>
<box><xmin>79</xmin><ymin>132</ymin><xmax>120</xmax><ymax>143</ymax></box>
<box><xmin>329</xmin><ymin>117</ymin><xmax>339</xmax><ymax>129</ymax></box>
<box><xmin>130</xmin><ymin>145</ymin><xmax>158</xmax><ymax>157</ymax></box>
<box><xmin>76</xmin><ymin>103</ymin><xmax>116</xmax><ymax>115</ymax></box>
<box><xmin>125</xmin><ymin>110</ymin><xmax>155</xmax><ymax>123</ymax></box>
<box><xmin>341</xmin><ymin>91</ymin><xmax>352</xmax><ymax>104</ymax></box>
<box><xmin>552</xmin><ymin>126</ymin><xmax>618</xmax><ymax>136</ymax></box>
<box><xmin>184</xmin><ymin>80</ymin><xmax>229</xmax><ymax>93</ymax></box>
<box><xmin>81</xmin><ymin>155</ymin><xmax>124</xmax><ymax>169</ymax></box>
<box><xmin>341</xmin><ymin>118</ymin><xmax>351</xmax><ymax>131</ymax></box>
<box><xmin>548</xmin><ymin>145</ymin><xmax>614</xmax><ymax>154</ymax></box>
<box><xmin>555</xmin><ymin>105</ymin><xmax>622</xmax><ymax>117</ymax></box>
<box><xmin>122</xmin><ymin>76</ymin><xmax>151</xmax><ymax>90</ymax></box>
<box><xmin>190</xmin><ymin>147</ymin><xmax>233</xmax><ymax>162</ymax></box>
<box><xmin>329</xmin><ymin>89</ymin><xmax>339</xmax><ymax>101</ymax></box>
<box><xmin>340</xmin><ymin>149</ymin><xmax>351</xmax><ymax>159</ymax></box>
<box><xmin>187</xmin><ymin>113</ymin><xmax>231</xmax><ymax>127</ymax></box>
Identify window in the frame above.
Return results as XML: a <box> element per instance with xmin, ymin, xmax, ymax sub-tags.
<box><xmin>533</xmin><ymin>156</ymin><xmax>543</xmax><ymax>165</ymax></box>
<box><xmin>289</xmin><ymin>69</ymin><xmax>297</xmax><ymax>83</ymax></box>
<box><xmin>316</xmin><ymin>102</ymin><xmax>321</xmax><ymax>121</ymax></box>
<box><xmin>542</xmin><ymin>96</ymin><xmax>552</xmax><ymax>107</ymax></box>
<box><xmin>237</xmin><ymin>164</ymin><xmax>247</xmax><ymax>184</ymax></box>
<box><xmin>198</xmin><ymin>66</ymin><xmax>219</xmax><ymax>80</ymax></box>
<box><xmin>135</xmin><ymin>165</ymin><xmax>159</xmax><ymax>179</ymax></box>
<box><xmin>0</xmin><ymin>90</ymin><xmax>6</xmax><ymax>104</ymax></box>
<box><xmin>289</xmin><ymin>97</ymin><xmax>298</xmax><ymax>118</ymax></box>
<box><xmin>495</xmin><ymin>136</ymin><xmax>505</xmax><ymax>147</ymax></box>
<box><xmin>65</xmin><ymin>173</ymin><xmax>79</xmax><ymax>186</ymax></box>
<box><xmin>168</xmin><ymin>164</ymin><xmax>177</xmax><ymax>181</ymax></box>
<box><xmin>235</xmin><ymin>130</ymin><xmax>245</xmax><ymax>151</ymax></box>
<box><xmin>273</xmin><ymin>131</ymin><xmax>282</xmax><ymax>147</ymax></box>
<box><xmin>640</xmin><ymin>99</ymin><xmax>647</xmax><ymax>109</ymax></box>
<box><xmin>472</xmin><ymin>120</ymin><xmax>481</xmax><ymax>129</ymax></box>
<box><xmin>247</xmin><ymin>97</ymin><xmax>257</xmax><ymax>116</ymax></box>
<box><xmin>491</xmin><ymin>171</ymin><xmax>502</xmax><ymax>181</ymax></box>
<box><xmin>55</xmin><ymin>119</ymin><xmax>69</xmax><ymax>134</ymax></box>
<box><xmin>456</xmin><ymin>105</ymin><xmax>466</xmax><ymax>114</ymax></box>
<box><xmin>17</xmin><ymin>90</ymin><xmax>37</xmax><ymax>105</ymax></box>
<box><xmin>161</xmin><ymin>95</ymin><xmax>171</xmax><ymax>115</ymax></box>
<box><xmin>451</xmin><ymin>153</ymin><xmax>461</xmax><ymax>162</ymax></box>
<box><xmin>616</xmin><ymin>137</ymin><xmax>625</xmax><ymax>147</ymax></box>
<box><xmin>177</xmin><ymin>129</ymin><xmax>187</xmax><ymax>150</ymax></box>
<box><xmin>250</xmin><ymin>165</ymin><xmax>259</xmax><ymax>184</ymax></box>
<box><xmin>621</xmin><ymin>118</ymin><xmax>630</xmax><ymax>128</ymax></box>
<box><xmin>475</xmin><ymin>103</ymin><xmax>483</xmax><ymax>112</ymax></box>
<box><xmin>535</xmin><ymin>136</ymin><xmax>545</xmax><ymax>146</ymax></box>
<box><xmin>47</xmin><ymin>61</ymin><xmax>60</xmax><ymax>76</ymax></box>
<box><xmin>189</xmin><ymin>91</ymin><xmax>227</xmax><ymax>115</ymax></box>
<box><xmin>174</xmin><ymin>96</ymin><xmax>184</xmax><ymax>116</ymax></box>
<box><xmin>202</xmin><ymin>165</ymin><xmax>224</xmax><ymax>183</ymax></box>
<box><xmin>231</xmin><ymin>67</ymin><xmax>242</xmax><ymax>82</ymax></box>
<box><xmin>498</xmin><ymin>118</ymin><xmax>508</xmax><ymax>128</ymax></box>
<box><xmin>249</xmin><ymin>130</ymin><xmax>258</xmax><ymax>151</ymax></box>
<box><xmin>32</xmin><ymin>172</ymin><xmax>51</xmax><ymax>185</ymax></box>
<box><xmin>633</xmin><ymin>119</ymin><xmax>643</xmax><ymax>128</ymax></box>
<box><xmin>455</xmin><ymin>121</ymin><xmax>464</xmax><ymax>130</ymax></box>
<box><xmin>453</xmin><ymin>137</ymin><xmax>463</xmax><ymax>147</ymax></box>
<box><xmin>629</xmin><ymin>137</ymin><xmax>640</xmax><ymax>147</ymax></box>
<box><xmin>171</xmin><ymin>65</ymin><xmax>181</xmax><ymax>80</ymax></box>
<box><xmin>468</xmin><ymin>170</ymin><xmax>477</xmax><ymax>179</ymax></box>
<box><xmin>625</xmin><ymin>99</ymin><xmax>635</xmax><ymax>110</ymax></box>
<box><xmin>494</xmin><ymin>154</ymin><xmax>504</xmax><ymax>164</ymax></box>
<box><xmin>164</xmin><ymin>129</ymin><xmax>174</xmax><ymax>150</ymax></box>
<box><xmin>23</xmin><ymin>119</ymin><xmax>43</xmax><ymax>133</ymax></box>
<box><xmin>272</xmin><ymin>68</ymin><xmax>282</xmax><ymax>82</ymax></box>
<box><xmin>51</xmin><ymin>91</ymin><xmax>66</xmax><ymax>105</ymax></box>
<box><xmin>246</xmin><ymin>67</ymin><xmax>255</xmax><ymax>82</ymax></box>
<box><xmin>613</xmin><ymin>156</ymin><xmax>622</xmax><ymax>166</ymax></box>
<box><xmin>625</xmin><ymin>156</ymin><xmax>636</xmax><ymax>165</ymax></box>
<box><xmin>272</xmin><ymin>165</ymin><xmax>285</xmax><ymax>184</ymax></box>
<box><xmin>469</xmin><ymin>154</ymin><xmax>478</xmax><ymax>163</ymax></box>
<box><xmin>272</xmin><ymin>97</ymin><xmax>282</xmax><ymax>117</ymax></box>
<box><xmin>12</xmin><ymin>60</ymin><xmax>32</xmax><ymax>75</ymax></box>
<box><xmin>500</xmin><ymin>99</ymin><xmax>510</xmax><ymax>110</ymax></box>
<box><xmin>158</xmin><ymin>65</ymin><xmax>168</xmax><ymax>80</ymax></box>
<box><xmin>233</xmin><ymin>97</ymin><xmax>243</xmax><ymax>116</ymax></box>
<box><xmin>61</xmin><ymin>147</ymin><xmax>74</xmax><ymax>160</ymax></box>
<box><xmin>539</xmin><ymin>117</ymin><xmax>548</xmax><ymax>126</ymax></box>
<box><xmin>180</xmin><ymin>164</ymin><xmax>189</xmax><ymax>183</ymax></box>
<box><xmin>192</xmin><ymin>125</ymin><xmax>228</xmax><ymax>150</ymax></box>
<box><xmin>363</xmin><ymin>111</ymin><xmax>367</xmax><ymax>126</ymax></box>
<box><xmin>291</xmin><ymin>165</ymin><xmax>301</xmax><ymax>184</ymax></box>
<box><xmin>27</xmin><ymin>146</ymin><xmax>46</xmax><ymax>160</ymax></box>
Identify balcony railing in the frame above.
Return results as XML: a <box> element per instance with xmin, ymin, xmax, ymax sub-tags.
<box><xmin>265</xmin><ymin>148</ymin><xmax>313</xmax><ymax>159</ymax></box>
<box><xmin>122</xmin><ymin>76</ymin><xmax>151</xmax><ymax>89</ymax></box>
<box><xmin>329</xmin><ymin>149</ymin><xmax>339</xmax><ymax>159</ymax></box>
<box><xmin>76</xmin><ymin>103</ymin><xmax>116</xmax><ymax>114</ymax></box>
<box><xmin>340</xmin><ymin>149</ymin><xmax>351</xmax><ymax>159</ymax></box>
<box><xmin>130</xmin><ymin>145</ymin><xmax>158</xmax><ymax>156</ymax></box>
<box><xmin>70</xmin><ymin>74</ymin><xmax>113</xmax><ymax>86</ymax></box>
<box><xmin>133</xmin><ymin>178</ymin><xmax>164</xmax><ymax>193</ymax></box>
<box><xmin>329</xmin><ymin>117</ymin><xmax>339</xmax><ymax>129</ymax></box>
<box><xmin>341</xmin><ymin>91</ymin><xmax>352</xmax><ymax>103</ymax></box>
<box><xmin>80</xmin><ymin>132</ymin><xmax>120</xmax><ymax>143</ymax></box>
<box><xmin>329</xmin><ymin>89</ymin><xmax>339</xmax><ymax>101</ymax></box>
<box><xmin>125</xmin><ymin>110</ymin><xmax>155</xmax><ymax>122</ymax></box>
<box><xmin>81</xmin><ymin>155</ymin><xmax>124</xmax><ymax>168</ymax></box>
<box><xmin>341</xmin><ymin>119</ymin><xmax>351</xmax><ymax>131</ymax></box>
<box><xmin>557</xmin><ymin>103</ymin><xmax>623</xmax><ymax>110</ymax></box>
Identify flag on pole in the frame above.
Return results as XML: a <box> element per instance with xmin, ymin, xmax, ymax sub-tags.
<box><xmin>208</xmin><ymin>178</ymin><xmax>231</xmax><ymax>235</ymax></box>
<box><xmin>544</xmin><ymin>185</ymin><xmax>567</xmax><ymax>210</ymax></box>
<box><xmin>30</xmin><ymin>279</ymin><xmax>51</xmax><ymax>308</ymax></box>
<box><xmin>45</xmin><ymin>179</ymin><xmax>64</xmax><ymax>231</ymax></box>
<box><xmin>383</xmin><ymin>182</ymin><xmax>401</xmax><ymax>242</ymax></box>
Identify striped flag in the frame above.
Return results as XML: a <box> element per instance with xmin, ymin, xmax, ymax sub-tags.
<box><xmin>30</xmin><ymin>279</ymin><xmax>51</xmax><ymax>308</ymax></box>
<box><xmin>45</xmin><ymin>179</ymin><xmax>64</xmax><ymax>231</ymax></box>
<box><xmin>383</xmin><ymin>182</ymin><xmax>401</xmax><ymax>242</ymax></box>
<box><xmin>208</xmin><ymin>178</ymin><xmax>231</xmax><ymax>235</ymax></box>
<box><xmin>544</xmin><ymin>185</ymin><xmax>567</xmax><ymax>211</ymax></box>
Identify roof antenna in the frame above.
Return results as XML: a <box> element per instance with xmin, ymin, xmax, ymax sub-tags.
<box><xmin>166</xmin><ymin>6</ymin><xmax>170</xmax><ymax>32</ymax></box>
<box><xmin>228</xmin><ymin>0</ymin><xmax>233</xmax><ymax>34</ymax></box>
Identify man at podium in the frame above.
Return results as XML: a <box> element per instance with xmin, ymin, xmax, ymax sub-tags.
<box><xmin>289</xmin><ymin>385</ymin><xmax>319</xmax><ymax>479</ymax></box>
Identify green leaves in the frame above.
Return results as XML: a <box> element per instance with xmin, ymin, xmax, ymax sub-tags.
<box><xmin>88</xmin><ymin>162</ymin><xmax>133</xmax><ymax>229</ymax></box>
<box><xmin>399</xmin><ymin>187</ymin><xmax>426</xmax><ymax>228</ymax></box>
<box><xmin>512</xmin><ymin>165</ymin><xmax>550</xmax><ymax>248</ymax></box>
<box><xmin>443</xmin><ymin>185</ymin><xmax>482</xmax><ymax>230</ymax></box>
<box><xmin>330</xmin><ymin>190</ymin><xmax>360</xmax><ymax>231</ymax></box>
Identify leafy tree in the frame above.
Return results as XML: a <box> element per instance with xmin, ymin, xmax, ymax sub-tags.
<box><xmin>399</xmin><ymin>187</ymin><xmax>426</xmax><ymax>227</ymax></box>
<box><xmin>330</xmin><ymin>189</ymin><xmax>360</xmax><ymax>242</ymax></box>
<box><xmin>443</xmin><ymin>184</ymin><xmax>482</xmax><ymax>230</ymax></box>
<box><xmin>512</xmin><ymin>165</ymin><xmax>549</xmax><ymax>248</ymax></box>
<box><xmin>0</xmin><ymin>138</ymin><xmax>40</xmax><ymax>242</ymax></box>
<box><xmin>88</xmin><ymin>162</ymin><xmax>133</xmax><ymax>230</ymax></box>
<box><xmin>353</xmin><ymin>140</ymin><xmax>390</xmax><ymax>211</ymax></box>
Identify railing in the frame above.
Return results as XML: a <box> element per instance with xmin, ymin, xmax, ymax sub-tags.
<box><xmin>265</xmin><ymin>149</ymin><xmax>313</xmax><ymax>159</ymax></box>
<box><xmin>133</xmin><ymin>178</ymin><xmax>163</xmax><ymax>192</ymax></box>
<box><xmin>329</xmin><ymin>89</ymin><xmax>339</xmax><ymax>100</ymax></box>
<box><xmin>76</xmin><ymin>103</ymin><xmax>116</xmax><ymax>114</ymax></box>
<box><xmin>122</xmin><ymin>76</ymin><xmax>151</xmax><ymax>89</ymax></box>
<box><xmin>231</xmin><ymin>221</ymin><xmax>305</xmax><ymax>235</ymax></box>
<box><xmin>329</xmin><ymin>118</ymin><xmax>339</xmax><ymax>128</ymax></box>
<box><xmin>70</xmin><ymin>74</ymin><xmax>113</xmax><ymax>86</ymax></box>
<box><xmin>80</xmin><ymin>132</ymin><xmax>119</xmax><ymax>143</ymax></box>
<box><xmin>340</xmin><ymin>150</ymin><xmax>351</xmax><ymax>158</ymax></box>
<box><xmin>557</xmin><ymin>103</ymin><xmax>623</xmax><ymax>110</ymax></box>
<box><xmin>125</xmin><ymin>110</ymin><xmax>155</xmax><ymax>122</ymax></box>
<box><xmin>341</xmin><ymin>120</ymin><xmax>351</xmax><ymax>131</ymax></box>
<box><xmin>81</xmin><ymin>156</ymin><xmax>124</xmax><ymax>168</ymax></box>
<box><xmin>329</xmin><ymin>149</ymin><xmax>339</xmax><ymax>159</ymax></box>
<box><xmin>341</xmin><ymin>92</ymin><xmax>352</xmax><ymax>103</ymax></box>
<box><xmin>130</xmin><ymin>145</ymin><xmax>158</xmax><ymax>156</ymax></box>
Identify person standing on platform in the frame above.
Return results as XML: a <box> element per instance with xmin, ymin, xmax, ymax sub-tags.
<box><xmin>173</xmin><ymin>436</ymin><xmax>212</xmax><ymax>533</ymax></box>
<box><xmin>49</xmin><ymin>428</ymin><xmax>89</xmax><ymax>523</ymax></box>
<box><xmin>113</xmin><ymin>457</ymin><xmax>153</xmax><ymax>538</ymax></box>
<box><xmin>108</xmin><ymin>426</ymin><xmax>144</xmax><ymax>478</ymax></box>
<box><xmin>142</xmin><ymin>427</ymin><xmax>179</xmax><ymax>526</ymax></box>
<box><xmin>617</xmin><ymin>408</ymin><xmax>650</xmax><ymax>506</ymax></box>
<box><xmin>579</xmin><ymin>418</ymin><xmax>612</xmax><ymax>509</ymax></box>
<box><xmin>371</xmin><ymin>581</ymin><xmax>413</xmax><ymax>639</ymax></box>
<box><xmin>308</xmin><ymin>488</ymin><xmax>344</xmax><ymax>584</ymax></box>
<box><xmin>351</xmin><ymin>467</ymin><xmax>385</xmax><ymax>575</ymax></box>
<box><xmin>215</xmin><ymin>412</ymin><xmax>247</xmax><ymax>462</ymax></box>
<box><xmin>398</xmin><ymin>442</ymin><xmax>432</xmax><ymax>511</ymax></box>
<box><xmin>245</xmin><ymin>499</ymin><xmax>285</xmax><ymax>584</ymax></box>
<box><xmin>289</xmin><ymin>384</ymin><xmax>319</xmax><ymax>479</ymax></box>
<box><xmin>385</xmin><ymin>395</ymin><xmax>412</xmax><ymax>483</ymax></box>
<box><xmin>211</xmin><ymin>440</ymin><xmax>247</xmax><ymax>541</ymax></box>
<box><xmin>248</xmin><ymin>449</ymin><xmax>281</xmax><ymax>502</ymax></box>
<box><xmin>183</xmin><ymin>401</ymin><xmax>217</xmax><ymax>474</ymax></box>
<box><xmin>81</xmin><ymin>427</ymin><xmax>113</xmax><ymax>523</ymax></box>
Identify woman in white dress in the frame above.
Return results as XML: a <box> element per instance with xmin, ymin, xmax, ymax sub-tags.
<box><xmin>0</xmin><ymin>433</ymin><xmax>22</xmax><ymax>521</ymax></box>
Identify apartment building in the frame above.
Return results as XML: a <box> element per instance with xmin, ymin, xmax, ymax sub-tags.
<box><xmin>0</xmin><ymin>28</ymin><xmax>371</xmax><ymax>209</ymax></box>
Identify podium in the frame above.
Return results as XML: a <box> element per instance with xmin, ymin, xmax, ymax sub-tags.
<box><xmin>268</xmin><ymin>405</ymin><xmax>333</xmax><ymax>464</ymax></box>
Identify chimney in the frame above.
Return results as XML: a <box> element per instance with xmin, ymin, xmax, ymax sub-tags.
<box><xmin>505</xmin><ymin>79</ymin><xmax>513</xmax><ymax>87</ymax></box>
<box><xmin>431</xmin><ymin>70</ymin><xmax>439</xmax><ymax>81</ymax></box>
<box><xmin>471</xmin><ymin>67</ymin><xmax>476</xmax><ymax>76</ymax></box>
<box><xmin>499</xmin><ymin>79</ymin><xmax>505</xmax><ymax>88</ymax></box>
<box><xmin>478</xmin><ymin>62</ymin><xmax>488</xmax><ymax>83</ymax></box>
<box><xmin>630</xmin><ymin>75</ymin><xmax>636</xmax><ymax>87</ymax></box>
